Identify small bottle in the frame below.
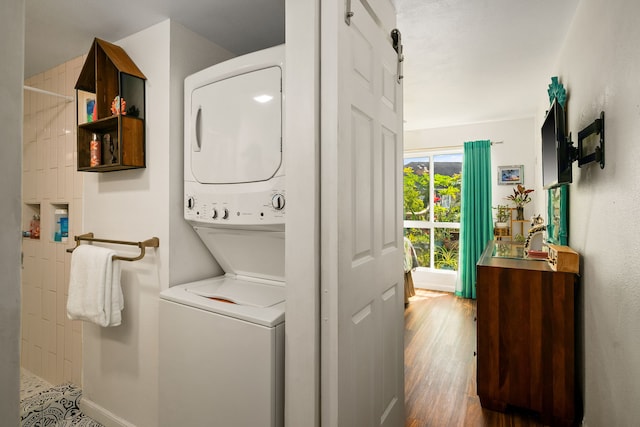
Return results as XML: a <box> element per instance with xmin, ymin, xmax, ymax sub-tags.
<box><xmin>30</xmin><ymin>214</ymin><xmax>40</xmax><ymax>239</ymax></box>
<box><xmin>54</xmin><ymin>209</ymin><xmax>67</xmax><ymax>242</ymax></box>
<box><xmin>90</xmin><ymin>133</ymin><xmax>101</xmax><ymax>167</ymax></box>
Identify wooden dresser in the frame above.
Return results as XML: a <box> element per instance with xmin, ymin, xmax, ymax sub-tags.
<box><xmin>476</xmin><ymin>241</ymin><xmax>579</xmax><ymax>426</ymax></box>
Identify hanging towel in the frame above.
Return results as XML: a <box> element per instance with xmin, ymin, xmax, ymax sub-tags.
<box><xmin>67</xmin><ymin>245</ymin><xmax>124</xmax><ymax>327</ymax></box>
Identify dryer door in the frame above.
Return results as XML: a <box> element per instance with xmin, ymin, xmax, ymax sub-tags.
<box><xmin>189</xmin><ymin>66</ymin><xmax>282</xmax><ymax>184</ymax></box>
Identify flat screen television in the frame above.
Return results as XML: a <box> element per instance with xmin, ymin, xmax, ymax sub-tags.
<box><xmin>541</xmin><ymin>98</ymin><xmax>572</xmax><ymax>189</ymax></box>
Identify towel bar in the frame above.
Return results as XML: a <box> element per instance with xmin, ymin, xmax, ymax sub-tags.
<box><xmin>66</xmin><ymin>232</ymin><xmax>160</xmax><ymax>261</ymax></box>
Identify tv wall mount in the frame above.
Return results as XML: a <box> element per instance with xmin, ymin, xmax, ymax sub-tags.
<box><xmin>577</xmin><ymin>111</ymin><xmax>605</xmax><ymax>169</ymax></box>
<box><xmin>564</xmin><ymin>112</ymin><xmax>605</xmax><ymax>170</ymax></box>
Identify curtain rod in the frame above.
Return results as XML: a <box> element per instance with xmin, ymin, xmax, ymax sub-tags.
<box><xmin>23</xmin><ymin>85</ymin><xmax>74</xmax><ymax>102</ymax></box>
<box><xmin>404</xmin><ymin>140</ymin><xmax>504</xmax><ymax>153</ymax></box>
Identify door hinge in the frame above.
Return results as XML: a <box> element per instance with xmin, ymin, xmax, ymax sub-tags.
<box><xmin>391</xmin><ymin>29</ymin><xmax>404</xmax><ymax>83</ymax></box>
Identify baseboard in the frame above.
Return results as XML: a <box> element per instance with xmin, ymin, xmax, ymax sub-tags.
<box><xmin>416</xmin><ymin>283</ymin><xmax>455</xmax><ymax>293</ymax></box>
<box><xmin>80</xmin><ymin>398</ymin><xmax>137</xmax><ymax>427</ymax></box>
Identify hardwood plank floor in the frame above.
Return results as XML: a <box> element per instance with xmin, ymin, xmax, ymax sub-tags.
<box><xmin>404</xmin><ymin>289</ymin><xmax>548</xmax><ymax>427</ymax></box>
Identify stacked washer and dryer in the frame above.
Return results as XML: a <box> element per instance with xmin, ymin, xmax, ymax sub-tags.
<box><xmin>159</xmin><ymin>45</ymin><xmax>286</xmax><ymax>427</ymax></box>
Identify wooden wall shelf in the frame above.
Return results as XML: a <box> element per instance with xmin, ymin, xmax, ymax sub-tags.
<box><xmin>75</xmin><ymin>38</ymin><xmax>146</xmax><ymax>172</ymax></box>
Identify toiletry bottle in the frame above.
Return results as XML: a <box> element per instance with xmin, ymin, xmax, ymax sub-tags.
<box><xmin>90</xmin><ymin>133</ymin><xmax>101</xmax><ymax>167</ymax></box>
<box><xmin>54</xmin><ymin>209</ymin><xmax>67</xmax><ymax>242</ymax></box>
<box><xmin>60</xmin><ymin>210</ymin><xmax>68</xmax><ymax>242</ymax></box>
<box><xmin>31</xmin><ymin>214</ymin><xmax>40</xmax><ymax>239</ymax></box>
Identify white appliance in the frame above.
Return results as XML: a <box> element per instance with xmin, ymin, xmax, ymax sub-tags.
<box><xmin>159</xmin><ymin>45</ymin><xmax>285</xmax><ymax>427</ymax></box>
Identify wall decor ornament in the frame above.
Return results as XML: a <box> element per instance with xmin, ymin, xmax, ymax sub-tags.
<box><xmin>547</xmin><ymin>76</ymin><xmax>567</xmax><ymax>108</ymax></box>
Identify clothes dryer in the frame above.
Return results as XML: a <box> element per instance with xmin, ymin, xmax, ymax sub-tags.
<box><xmin>160</xmin><ymin>45</ymin><xmax>286</xmax><ymax>427</ymax></box>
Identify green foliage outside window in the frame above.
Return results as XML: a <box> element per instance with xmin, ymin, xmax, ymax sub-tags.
<box><xmin>404</xmin><ymin>165</ymin><xmax>461</xmax><ymax>270</ymax></box>
<box><xmin>404</xmin><ymin>228</ymin><xmax>430</xmax><ymax>267</ymax></box>
<box><xmin>403</xmin><ymin>166</ymin><xmax>429</xmax><ymax>220</ymax></box>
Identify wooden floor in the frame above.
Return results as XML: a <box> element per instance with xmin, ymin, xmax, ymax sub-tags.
<box><xmin>404</xmin><ymin>289</ymin><xmax>548</xmax><ymax>427</ymax></box>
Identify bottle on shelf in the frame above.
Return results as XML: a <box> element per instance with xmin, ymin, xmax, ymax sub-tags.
<box><xmin>90</xmin><ymin>133</ymin><xmax>101</xmax><ymax>167</ymax></box>
<box><xmin>54</xmin><ymin>209</ymin><xmax>68</xmax><ymax>242</ymax></box>
<box><xmin>30</xmin><ymin>214</ymin><xmax>40</xmax><ymax>239</ymax></box>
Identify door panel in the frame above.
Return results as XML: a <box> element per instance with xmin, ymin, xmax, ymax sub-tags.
<box><xmin>322</xmin><ymin>0</ymin><xmax>404</xmax><ymax>426</ymax></box>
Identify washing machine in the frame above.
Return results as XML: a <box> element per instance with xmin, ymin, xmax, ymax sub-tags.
<box><xmin>159</xmin><ymin>45</ymin><xmax>285</xmax><ymax>427</ymax></box>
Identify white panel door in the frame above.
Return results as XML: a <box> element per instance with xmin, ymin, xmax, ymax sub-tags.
<box><xmin>321</xmin><ymin>0</ymin><xmax>404</xmax><ymax>426</ymax></box>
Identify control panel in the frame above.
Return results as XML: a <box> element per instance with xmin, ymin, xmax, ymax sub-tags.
<box><xmin>185</xmin><ymin>186</ymin><xmax>285</xmax><ymax>226</ymax></box>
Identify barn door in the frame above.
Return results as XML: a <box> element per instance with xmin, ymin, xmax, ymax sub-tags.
<box><xmin>321</xmin><ymin>0</ymin><xmax>404</xmax><ymax>425</ymax></box>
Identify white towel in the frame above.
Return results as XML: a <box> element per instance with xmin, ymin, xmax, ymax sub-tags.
<box><xmin>67</xmin><ymin>245</ymin><xmax>124</xmax><ymax>327</ymax></box>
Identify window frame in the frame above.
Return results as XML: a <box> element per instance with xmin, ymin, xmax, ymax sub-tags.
<box><xmin>404</xmin><ymin>148</ymin><xmax>462</xmax><ymax>291</ymax></box>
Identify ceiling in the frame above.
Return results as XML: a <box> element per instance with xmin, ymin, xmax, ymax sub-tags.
<box><xmin>24</xmin><ymin>0</ymin><xmax>580</xmax><ymax>130</ymax></box>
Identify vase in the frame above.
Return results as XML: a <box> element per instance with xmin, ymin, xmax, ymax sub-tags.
<box><xmin>516</xmin><ymin>206</ymin><xmax>524</xmax><ymax>221</ymax></box>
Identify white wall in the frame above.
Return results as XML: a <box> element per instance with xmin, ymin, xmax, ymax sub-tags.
<box><xmin>543</xmin><ymin>0</ymin><xmax>640</xmax><ymax>425</ymax></box>
<box><xmin>81</xmin><ymin>21</ymin><xmax>171</xmax><ymax>427</ymax></box>
<box><xmin>168</xmin><ymin>21</ymin><xmax>233</xmax><ymax>287</ymax></box>
<box><xmin>0</xmin><ymin>0</ymin><xmax>24</xmax><ymax>423</ymax></box>
<box><xmin>81</xmin><ymin>20</ymin><xmax>232</xmax><ymax>427</ymax></box>
<box><xmin>284</xmin><ymin>0</ymin><xmax>321</xmax><ymax>425</ymax></box>
<box><xmin>405</xmin><ymin>117</ymin><xmax>540</xmax><ymax>222</ymax></box>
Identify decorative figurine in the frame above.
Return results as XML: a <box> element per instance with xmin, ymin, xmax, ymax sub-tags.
<box><xmin>111</xmin><ymin>96</ymin><xmax>127</xmax><ymax>116</ymax></box>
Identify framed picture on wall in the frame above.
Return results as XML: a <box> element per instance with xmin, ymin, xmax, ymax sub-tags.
<box><xmin>497</xmin><ymin>165</ymin><xmax>524</xmax><ymax>185</ymax></box>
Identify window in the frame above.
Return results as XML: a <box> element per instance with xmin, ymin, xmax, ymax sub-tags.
<box><xmin>404</xmin><ymin>152</ymin><xmax>462</xmax><ymax>276</ymax></box>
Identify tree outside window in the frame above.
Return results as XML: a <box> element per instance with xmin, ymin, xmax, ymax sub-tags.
<box><xmin>404</xmin><ymin>153</ymin><xmax>461</xmax><ymax>271</ymax></box>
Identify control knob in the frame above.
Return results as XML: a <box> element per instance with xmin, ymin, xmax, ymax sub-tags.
<box><xmin>222</xmin><ymin>208</ymin><xmax>229</xmax><ymax>219</ymax></box>
<box><xmin>186</xmin><ymin>197</ymin><xmax>195</xmax><ymax>210</ymax></box>
<box><xmin>272</xmin><ymin>194</ymin><xmax>285</xmax><ymax>210</ymax></box>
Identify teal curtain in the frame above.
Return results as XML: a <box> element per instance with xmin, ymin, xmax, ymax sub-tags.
<box><xmin>455</xmin><ymin>140</ymin><xmax>493</xmax><ymax>299</ymax></box>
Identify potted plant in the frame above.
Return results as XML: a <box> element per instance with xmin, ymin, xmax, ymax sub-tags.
<box><xmin>493</xmin><ymin>205</ymin><xmax>510</xmax><ymax>228</ymax></box>
<box><xmin>506</xmin><ymin>184</ymin><xmax>534</xmax><ymax>220</ymax></box>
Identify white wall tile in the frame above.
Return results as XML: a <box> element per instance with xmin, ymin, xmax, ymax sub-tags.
<box><xmin>36</xmin><ymin>133</ymin><xmax>45</xmax><ymax>170</ymax></box>
<box><xmin>47</xmin><ymin>138</ymin><xmax>56</xmax><ymax>172</ymax></box>
<box><xmin>72</xmin><ymin>320</ymin><xmax>81</xmax><ymax>333</ymax></box>
<box><xmin>29</xmin><ymin>312</ymin><xmax>41</xmax><ymax>346</ymax></box>
<box><xmin>64</xmin><ymin>315</ymin><xmax>73</xmax><ymax>361</ymax></box>
<box><xmin>24</xmin><ymin>114</ymin><xmax>36</xmax><ymax>150</ymax></box>
<box><xmin>31</xmin><ymin>345</ymin><xmax>43</xmax><ymax>377</ymax></box>
<box><xmin>72</xmin><ymin>330</ymin><xmax>82</xmax><ymax>385</ymax></box>
<box><xmin>45</xmin><ymin>351</ymin><xmax>57</xmax><ymax>385</ymax></box>
<box><xmin>56</xmin><ymin>243</ymin><xmax>67</xmax><ymax>262</ymax></box>
<box><xmin>56</xmin><ymin>325</ymin><xmax>65</xmax><ymax>384</ymax></box>
<box><xmin>36</xmin><ymin>170</ymin><xmax>45</xmax><ymax>201</ymax></box>
<box><xmin>63</xmin><ymin>360</ymin><xmax>72</xmax><ymax>383</ymax></box>
<box><xmin>55</xmin><ymin>260</ymin><xmax>65</xmax><ymax>295</ymax></box>
<box><xmin>41</xmin><ymin>108</ymin><xmax>52</xmax><ymax>141</ymax></box>
<box><xmin>22</xmin><ymin>57</ymin><xmax>83</xmax><ymax>385</ymax></box>
<box><xmin>56</xmin><ymin>280</ymin><xmax>66</xmax><ymax>327</ymax></box>
<box><xmin>46</xmin><ymin>167</ymin><xmax>57</xmax><ymax>200</ymax></box>
<box><xmin>57</xmin><ymin>166</ymin><xmax>66</xmax><ymax>200</ymax></box>
<box><xmin>65</xmin><ymin>133</ymin><xmax>74</xmax><ymax>167</ymax></box>
<box><xmin>22</xmin><ymin>255</ymin><xmax>35</xmax><ymax>285</ymax></box>
<box><xmin>41</xmin><ymin>288</ymin><xmax>51</xmax><ymax>321</ymax></box>
<box><xmin>65</xmin><ymin>166</ymin><xmax>74</xmax><ymax>203</ymax></box>
<box><xmin>45</xmin><ymin>316</ymin><xmax>57</xmax><ymax>353</ymax></box>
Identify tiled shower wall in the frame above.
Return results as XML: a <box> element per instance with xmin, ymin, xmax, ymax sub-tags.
<box><xmin>22</xmin><ymin>55</ymin><xmax>85</xmax><ymax>385</ymax></box>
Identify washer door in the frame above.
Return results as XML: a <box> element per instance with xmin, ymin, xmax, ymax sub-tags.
<box><xmin>189</xmin><ymin>66</ymin><xmax>282</xmax><ymax>184</ymax></box>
